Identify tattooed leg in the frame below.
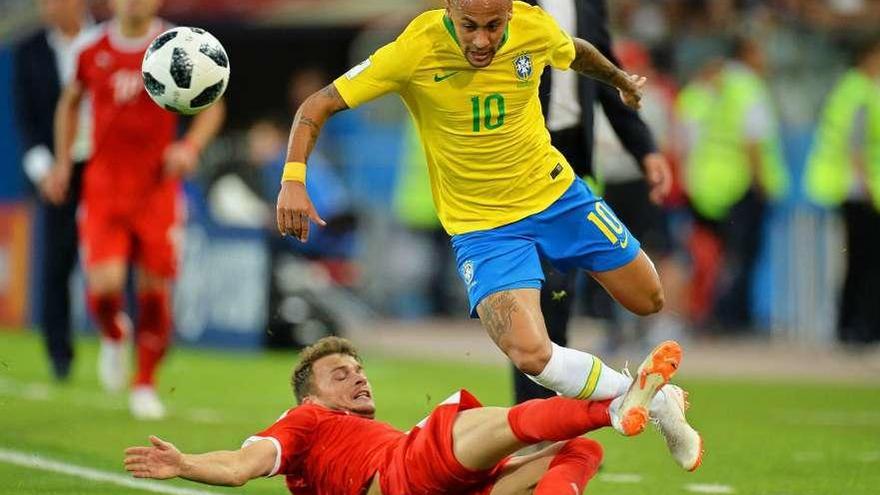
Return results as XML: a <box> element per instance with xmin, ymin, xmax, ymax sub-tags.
<box><xmin>477</xmin><ymin>289</ymin><xmax>631</xmax><ymax>400</ymax></box>
<box><xmin>477</xmin><ymin>289</ymin><xmax>550</xmax><ymax>376</ymax></box>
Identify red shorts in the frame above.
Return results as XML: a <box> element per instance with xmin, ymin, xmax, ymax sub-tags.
<box><xmin>78</xmin><ymin>181</ymin><xmax>185</xmax><ymax>278</ymax></box>
<box><xmin>379</xmin><ymin>389</ymin><xmax>508</xmax><ymax>495</ymax></box>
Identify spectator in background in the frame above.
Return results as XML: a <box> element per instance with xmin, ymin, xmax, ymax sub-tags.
<box><xmin>675</xmin><ymin>56</ymin><xmax>725</xmax><ymax>327</ymax></box>
<box><xmin>207</xmin><ymin>109</ymin><xmax>356</xmax><ymax>259</ymax></box>
<box><xmin>804</xmin><ymin>38</ymin><xmax>880</xmax><ymax>345</ymax></box>
<box><xmin>207</xmin><ymin>118</ymin><xmax>285</xmax><ymax>228</ymax></box>
<box><xmin>13</xmin><ymin>0</ymin><xmax>94</xmax><ymax>381</ymax></box>
<box><xmin>681</xmin><ymin>37</ymin><xmax>789</xmax><ymax>332</ymax></box>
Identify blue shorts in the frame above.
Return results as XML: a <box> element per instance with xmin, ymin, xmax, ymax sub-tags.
<box><xmin>452</xmin><ymin>179</ymin><xmax>641</xmax><ymax>317</ymax></box>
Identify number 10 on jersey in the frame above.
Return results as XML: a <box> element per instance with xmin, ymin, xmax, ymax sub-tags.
<box><xmin>471</xmin><ymin>94</ymin><xmax>505</xmax><ymax>132</ymax></box>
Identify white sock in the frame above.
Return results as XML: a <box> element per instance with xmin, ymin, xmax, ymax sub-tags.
<box><xmin>528</xmin><ymin>343</ymin><xmax>631</xmax><ymax>400</ymax></box>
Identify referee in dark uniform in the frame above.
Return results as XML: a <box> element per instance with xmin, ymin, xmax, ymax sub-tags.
<box><xmin>516</xmin><ymin>0</ymin><xmax>673</xmax><ymax>403</ymax></box>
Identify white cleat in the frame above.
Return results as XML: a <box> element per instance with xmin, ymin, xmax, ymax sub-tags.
<box><xmin>611</xmin><ymin>340</ymin><xmax>682</xmax><ymax>436</ymax></box>
<box><xmin>98</xmin><ymin>314</ymin><xmax>131</xmax><ymax>393</ymax></box>
<box><xmin>650</xmin><ymin>384</ymin><xmax>704</xmax><ymax>471</ymax></box>
<box><xmin>129</xmin><ymin>386</ymin><xmax>167</xmax><ymax>421</ymax></box>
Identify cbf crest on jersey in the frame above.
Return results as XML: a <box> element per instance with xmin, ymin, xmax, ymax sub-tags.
<box><xmin>513</xmin><ymin>53</ymin><xmax>533</xmax><ymax>81</ymax></box>
<box><xmin>461</xmin><ymin>260</ymin><xmax>475</xmax><ymax>288</ymax></box>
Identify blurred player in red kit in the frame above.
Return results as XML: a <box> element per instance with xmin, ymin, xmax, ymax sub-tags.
<box><xmin>48</xmin><ymin>0</ymin><xmax>225</xmax><ymax>419</ymax></box>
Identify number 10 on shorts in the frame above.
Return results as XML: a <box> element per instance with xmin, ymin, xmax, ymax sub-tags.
<box><xmin>587</xmin><ymin>202</ymin><xmax>628</xmax><ymax>248</ymax></box>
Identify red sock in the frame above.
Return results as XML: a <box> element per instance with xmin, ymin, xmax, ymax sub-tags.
<box><xmin>87</xmin><ymin>292</ymin><xmax>126</xmax><ymax>341</ymax></box>
<box><xmin>507</xmin><ymin>397</ymin><xmax>611</xmax><ymax>444</ymax></box>
<box><xmin>133</xmin><ymin>290</ymin><xmax>172</xmax><ymax>387</ymax></box>
<box><xmin>535</xmin><ymin>438</ymin><xmax>603</xmax><ymax>495</ymax></box>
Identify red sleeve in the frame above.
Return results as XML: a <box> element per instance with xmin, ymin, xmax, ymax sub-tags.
<box><xmin>242</xmin><ymin>406</ymin><xmax>319</xmax><ymax>477</ymax></box>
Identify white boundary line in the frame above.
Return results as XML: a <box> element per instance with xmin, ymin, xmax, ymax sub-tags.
<box><xmin>685</xmin><ymin>483</ymin><xmax>736</xmax><ymax>494</ymax></box>
<box><xmin>0</xmin><ymin>448</ymin><xmax>221</xmax><ymax>495</ymax></box>
<box><xmin>598</xmin><ymin>473</ymin><xmax>643</xmax><ymax>483</ymax></box>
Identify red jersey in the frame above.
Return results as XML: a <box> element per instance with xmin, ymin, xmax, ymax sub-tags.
<box><xmin>245</xmin><ymin>404</ymin><xmax>405</xmax><ymax>495</ymax></box>
<box><xmin>245</xmin><ymin>390</ymin><xmax>501</xmax><ymax>495</ymax></box>
<box><xmin>75</xmin><ymin>20</ymin><xmax>177</xmax><ymax>202</ymax></box>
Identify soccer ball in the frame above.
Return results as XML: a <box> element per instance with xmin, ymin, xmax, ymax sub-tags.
<box><xmin>142</xmin><ymin>27</ymin><xmax>230</xmax><ymax>115</ymax></box>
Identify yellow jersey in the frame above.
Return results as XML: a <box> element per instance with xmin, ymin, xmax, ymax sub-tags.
<box><xmin>333</xmin><ymin>1</ymin><xmax>577</xmax><ymax>234</ymax></box>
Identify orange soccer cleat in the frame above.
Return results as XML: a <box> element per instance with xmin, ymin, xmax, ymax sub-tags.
<box><xmin>610</xmin><ymin>340</ymin><xmax>682</xmax><ymax>436</ymax></box>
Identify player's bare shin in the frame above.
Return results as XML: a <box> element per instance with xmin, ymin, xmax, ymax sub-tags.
<box><xmin>570</xmin><ymin>38</ymin><xmax>644</xmax><ymax>109</ymax></box>
<box><xmin>276</xmin><ymin>83</ymin><xmax>348</xmax><ymax>240</ymax></box>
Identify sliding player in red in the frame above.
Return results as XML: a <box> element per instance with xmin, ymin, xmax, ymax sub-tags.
<box><xmin>125</xmin><ymin>336</ymin><xmax>695</xmax><ymax>494</ymax></box>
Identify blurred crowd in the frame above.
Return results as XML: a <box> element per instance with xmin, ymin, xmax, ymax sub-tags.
<box><xmin>5</xmin><ymin>0</ymin><xmax>880</xmax><ymax>350</ymax></box>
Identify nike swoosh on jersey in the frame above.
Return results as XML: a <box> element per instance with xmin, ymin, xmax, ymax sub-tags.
<box><xmin>433</xmin><ymin>71</ymin><xmax>460</xmax><ymax>82</ymax></box>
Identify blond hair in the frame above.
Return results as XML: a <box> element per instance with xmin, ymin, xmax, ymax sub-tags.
<box><xmin>291</xmin><ymin>336</ymin><xmax>361</xmax><ymax>403</ymax></box>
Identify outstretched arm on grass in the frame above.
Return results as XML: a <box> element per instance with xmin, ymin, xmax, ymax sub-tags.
<box><xmin>124</xmin><ymin>435</ymin><xmax>277</xmax><ymax>487</ymax></box>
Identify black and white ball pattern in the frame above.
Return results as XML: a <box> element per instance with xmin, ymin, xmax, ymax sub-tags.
<box><xmin>142</xmin><ymin>27</ymin><xmax>230</xmax><ymax>115</ymax></box>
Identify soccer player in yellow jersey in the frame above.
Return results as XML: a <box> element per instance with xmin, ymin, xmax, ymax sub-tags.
<box><xmin>277</xmin><ymin>0</ymin><xmax>703</xmax><ymax>470</ymax></box>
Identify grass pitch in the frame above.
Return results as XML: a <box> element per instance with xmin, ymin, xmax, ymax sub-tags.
<box><xmin>0</xmin><ymin>329</ymin><xmax>877</xmax><ymax>494</ymax></box>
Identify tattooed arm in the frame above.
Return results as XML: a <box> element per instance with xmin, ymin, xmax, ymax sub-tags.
<box><xmin>277</xmin><ymin>84</ymin><xmax>349</xmax><ymax>241</ymax></box>
<box><xmin>286</xmin><ymin>84</ymin><xmax>349</xmax><ymax>165</ymax></box>
<box><xmin>570</xmin><ymin>37</ymin><xmax>646</xmax><ymax>110</ymax></box>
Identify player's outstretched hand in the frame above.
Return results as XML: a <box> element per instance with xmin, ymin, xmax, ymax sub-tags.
<box><xmin>277</xmin><ymin>180</ymin><xmax>326</xmax><ymax>242</ymax></box>
<box><xmin>642</xmin><ymin>152</ymin><xmax>673</xmax><ymax>205</ymax></box>
<box><xmin>618</xmin><ymin>73</ymin><xmax>646</xmax><ymax>110</ymax></box>
<box><xmin>163</xmin><ymin>141</ymin><xmax>199</xmax><ymax>178</ymax></box>
<box><xmin>124</xmin><ymin>435</ymin><xmax>182</xmax><ymax>480</ymax></box>
<box><xmin>43</xmin><ymin>162</ymin><xmax>72</xmax><ymax>206</ymax></box>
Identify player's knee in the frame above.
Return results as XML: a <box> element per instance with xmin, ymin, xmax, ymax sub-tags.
<box><xmin>507</xmin><ymin>340</ymin><xmax>552</xmax><ymax>376</ymax></box>
<box><xmin>87</xmin><ymin>266</ymin><xmax>126</xmax><ymax>295</ymax></box>
<box><xmin>630</xmin><ymin>284</ymin><xmax>664</xmax><ymax>316</ymax></box>
<box><xmin>645</xmin><ymin>284</ymin><xmax>665</xmax><ymax>314</ymax></box>
<box><xmin>88</xmin><ymin>278</ymin><xmax>125</xmax><ymax>296</ymax></box>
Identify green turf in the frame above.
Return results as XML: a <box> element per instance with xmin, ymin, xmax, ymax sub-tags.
<box><xmin>1</xmin><ymin>329</ymin><xmax>878</xmax><ymax>494</ymax></box>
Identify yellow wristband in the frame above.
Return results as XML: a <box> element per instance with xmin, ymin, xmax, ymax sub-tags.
<box><xmin>281</xmin><ymin>161</ymin><xmax>307</xmax><ymax>184</ymax></box>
